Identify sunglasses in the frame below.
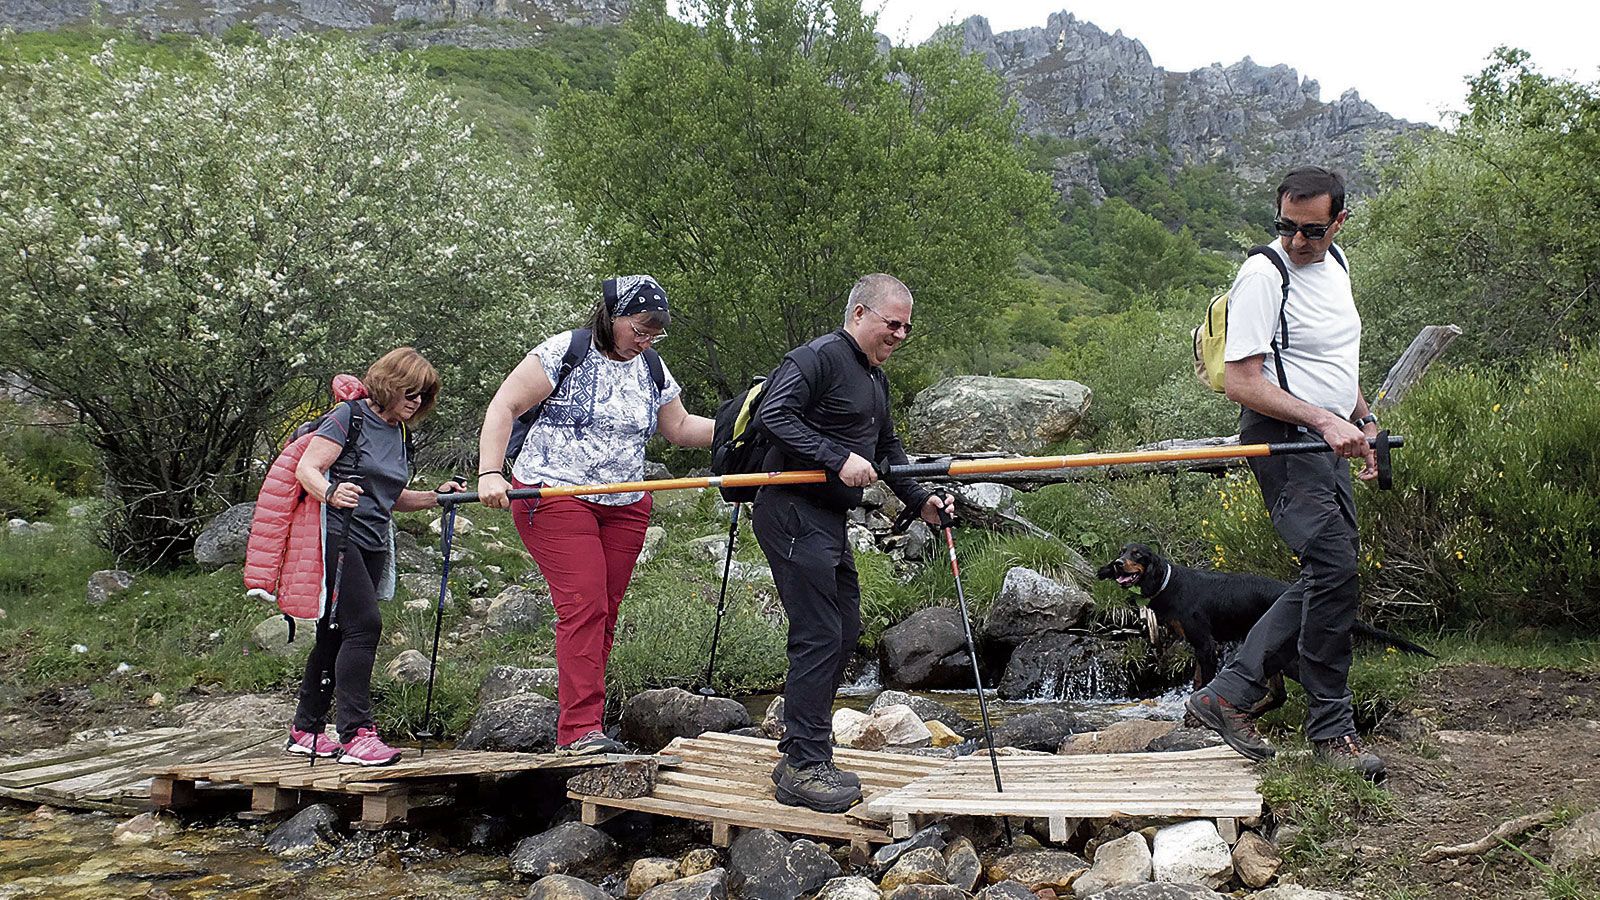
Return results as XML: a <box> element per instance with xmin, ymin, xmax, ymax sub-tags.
<box><xmin>627</xmin><ymin>322</ymin><xmax>667</xmax><ymax>344</ymax></box>
<box><xmin>862</xmin><ymin>305</ymin><xmax>913</xmax><ymax>337</ymax></box>
<box><xmin>403</xmin><ymin>389</ymin><xmax>429</xmax><ymax>402</ymax></box>
<box><xmin>1273</xmin><ymin>218</ymin><xmax>1336</xmax><ymax>241</ymax></box>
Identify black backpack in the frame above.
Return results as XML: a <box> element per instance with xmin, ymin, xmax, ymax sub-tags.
<box><xmin>504</xmin><ymin>328</ymin><xmax>665</xmax><ymax>466</ymax></box>
<box><xmin>709</xmin><ymin>376</ymin><xmax>773</xmax><ymax>502</ymax></box>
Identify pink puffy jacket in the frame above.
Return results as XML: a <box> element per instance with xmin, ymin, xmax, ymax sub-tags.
<box><xmin>243</xmin><ymin>375</ymin><xmax>372</xmax><ymax>621</ymax></box>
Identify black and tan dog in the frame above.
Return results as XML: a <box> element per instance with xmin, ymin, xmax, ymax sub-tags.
<box><xmin>1098</xmin><ymin>542</ymin><xmax>1434</xmax><ymax>714</ymax></box>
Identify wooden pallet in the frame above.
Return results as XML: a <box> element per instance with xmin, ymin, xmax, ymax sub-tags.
<box><xmin>153</xmin><ymin>746</ymin><xmax>652</xmax><ymax>829</ymax></box>
<box><xmin>0</xmin><ymin>727</ymin><xmax>280</xmax><ymax>813</ymax></box>
<box><xmin>861</xmin><ymin>745</ymin><xmax>1264</xmax><ymax>842</ymax></box>
<box><xmin>568</xmin><ymin>732</ymin><xmax>950</xmax><ymax>858</ymax></box>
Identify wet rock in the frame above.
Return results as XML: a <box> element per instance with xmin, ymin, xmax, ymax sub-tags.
<box><xmin>1060</xmin><ymin>720</ymin><xmax>1177</xmax><ymax>755</ymax></box>
<box><xmin>1146</xmin><ymin>728</ymin><xmax>1223</xmax><ymax>753</ymax></box>
<box><xmin>975</xmin><ymin>882</ymin><xmax>1035</xmax><ymax>900</ymax></box>
<box><xmin>628</xmin><ymin>858</ymin><xmax>682</xmax><ymax>898</ymax></box>
<box><xmin>639</xmin><ymin>867</ymin><xmax>730</xmax><ymax>900</ymax></box>
<box><xmin>457</xmin><ymin>694</ymin><xmax>559</xmax><ymax>752</ymax></box>
<box><xmin>984</xmin><ymin>567</ymin><xmax>1093</xmax><ymax>646</ymax></box>
<box><xmin>250</xmin><ymin>615</ymin><xmax>317</xmax><ymax>657</ymax></box>
<box><xmin>834</xmin><ymin>705</ymin><xmax>932</xmax><ymax>750</ymax></box>
<box><xmin>487</xmin><ymin>585</ymin><xmax>552</xmax><ymax>635</ymax></box>
<box><xmin>679</xmin><ymin>848</ymin><xmax>721</xmax><ymax>877</ymax></box>
<box><xmin>729</xmin><ymin>829</ymin><xmax>841</xmax><ymax>900</ymax></box>
<box><xmin>385</xmin><ymin>649</ymin><xmax>432</xmax><ymax>684</ymax></box>
<box><xmin>567</xmin><ymin>758</ymin><xmax>659</xmax><ymax>800</ymax></box>
<box><xmin>884</xmin><ymin>887</ymin><xmax>967</xmax><ymax>900</ymax></box>
<box><xmin>879</xmin><ymin>607</ymin><xmax>975</xmax><ymax>689</ymax></box>
<box><xmin>815</xmin><ymin>876</ymin><xmax>883</xmax><ymax>900</ymax></box>
<box><xmin>459</xmin><ymin>813</ymin><xmax>514</xmax><ymax>851</ymax></box>
<box><xmin>1552</xmin><ymin>810</ymin><xmax>1600</xmax><ymax>871</ymax></box>
<box><xmin>1230</xmin><ymin>832</ymin><xmax>1281</xmax><ymax>889</ymax></box>
<box><xmin>907</xmin><ymin>375</ymin><xmax>1090</xmax><ymax>455</ymax></box>
<box><xmin>479</xmin><ymin>665</ymin><xmax>560</xmax><ymax>704</ymax></box>
<box><xmin>1073</xmin><ymin>831</ymin><xmax>1151</xmax><ymax>896</ymax></box>
<box><xmin>113</xmin><ymin>811</ymin><xmax>177</xmax><ymax>846</ymax></box>
<box><xmin>998</xmin><ymin>634</ymin><xmax>1130</xmax><ymax>701</ymax></box>
<box><xmin>761</xmin><ymin>696</ymin><xmax>786</xmax><ymax>740</ymax></box>
<box><xmin>926</xmin><ymin>721</ymin><xmax>963</xmax><ymax>748</ymax></box>
<box><xmin>619</xmin><ymin>687</ymin><xmax>751</xmax><ymax>752</ymax></box>
<box><xmin>1151</xmin><ymin>821</ymin><xmax>1231</xmax><ymax>888</ymax></box>
<box><xmin>880</xmin><ymin>846</ymin><xmax>949</xmax><ymax>891</ymax></box>
<box><xmin>1086</xmin><ymin>885</ymin><xmax>1225</xmax><ymax>899</ymax></box>
<box><xmin>637</xmin><ymin>526</ymin><xmax>668</xmax><ymax>566</ymax></box>
<box><xmin>991</xmin><ymin>709</ymin><xmax>1092</xmax><ymax>752</ymax></box>
<box><xmin>870</xmin><ymin>823</ymin><xmax>950</xmax><ymax>875</ymax></box>
<box><xmin>528</xmin><ymin>874</ymin><xmax>613</xmax><ymax>900</ymax></box>
<box><xmin>943</xmin><ymin>838</ymin><xmax>981</xmax><ymax>892</ymax></box>
<box><xmin>194</xmin><ymin>502</ymin><xmax>255</xmax><ymax>568</ymax></box>
<box><xmin>983</xmin><ymin>850</ymin><xmax>1089</xmax><ymax>891</ymax></box>
<box><xmin>86</xmin><ymin>569</ymin><xmax>135</xmax><ymax>606</ymax></box>
<box><xmin>510</xmin><ymin>822</ymin><xmax>617</xmax><ymax>879</ymax></box>
<box><xmin>867</xmin><ymin>690</ymin><xmax>975</xmax><ymax>736</ymax></box>
<box><xmin>265</xmin><ymin>803</ymin><xmax>342</xmax><ymax>855</ymax></box>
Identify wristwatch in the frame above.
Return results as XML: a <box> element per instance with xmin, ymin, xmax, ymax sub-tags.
<box><xmin>1354</xmin><ymin>413</ymin><xmax>1378</xmax><ymax>428</ymax></box>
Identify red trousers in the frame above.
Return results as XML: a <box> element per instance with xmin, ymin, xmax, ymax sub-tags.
<box><xmin>511</xmin><ymin>482</ymin><xmax>652</xmax><ymax>745</ymax></box>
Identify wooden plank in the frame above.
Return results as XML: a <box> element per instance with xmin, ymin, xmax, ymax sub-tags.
<box><xmin>149</xmin><ymin>777</ymin><xmax>195</xmax><ymax>809</ymax></box>
<box><xmin>1048</xmin><ymin>816</ymin><xmax>1079</xmax><ymax>843</ymax></box>
<box><xmin>0</xmin><ymin>734</ymin><xmax>194</xmax><ymax>789</ymax></box>
<box><xmin>56</xmin><ymin>730</ymin><xmax>278</xmax><ymax>802</ymax></box>
<box><xmin>251</xmin><ymin>785</ymin><xmax>298</xmax><ymax>814</ymax></box>
<box><xmin>359</xmin><ymin>789</ymin><xmax>412</xmax><ymax>828</ymax></box>
<box><xmin>711</xmin><ymin>821</ymin><xmax>733</xmax><ymax>847</ymax></box>
<box><xmin>581</xmin><ymin>801</ymin><xmax>623</xmax><ymax>826</ymax></box>
<box><xmin>865</xmin><ymin>796</ymin><xmax>1262</xmax><ymax>817</ymax></box>
<box><xmin>570</xmin><ymin>791</ymin><xmax>887</xmax><ymax>843</ymax></box>
<box><xmin>0</xmin><ymin>730</ymin><xmax>186</xmax><ymax>775</ymax></box>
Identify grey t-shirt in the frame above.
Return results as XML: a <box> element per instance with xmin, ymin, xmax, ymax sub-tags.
<box><xmin>314</xmin><ymin>400</ymin><xmax>409</xmax><ymax>551</ymax></box>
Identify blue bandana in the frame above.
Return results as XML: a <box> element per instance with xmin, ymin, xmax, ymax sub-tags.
<box><xmin>605</xmin><ymin>275</ymin><xmax>669</xmax><ymax>319</ymax></box>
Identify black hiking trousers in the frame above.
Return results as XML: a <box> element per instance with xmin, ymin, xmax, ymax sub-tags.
<box><xmin>293</xmin><ymin>539</ymin><xmax>387</xmax><ymax>744</ymax></box>
<box><xmin>1207</xmin><ymin>409</ymin><xmax>1361</xmax><ymax>743</ymax></box>
<box><xmin>753</xmin><ymin>489</ymin><xmax>859</xmax><ymax>768</ymax></box>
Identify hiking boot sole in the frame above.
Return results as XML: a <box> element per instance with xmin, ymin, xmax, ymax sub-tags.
<box><xmin>1185</xmin><ymin>692</ymin><xmax>1276</xmax><ymax>762</ymax></box>
<box><xmin>284</xmin><ymin>740</ymin><xmax>339</xmax><ymax>759</ymax></box>
<box><xmin>774</xmin><ymin>784</ymin><xmax>860</xmax><ymax>814</ymax></box>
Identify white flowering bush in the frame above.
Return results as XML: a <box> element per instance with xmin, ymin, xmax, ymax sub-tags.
<box><xmin>0</xmin><ymin>39</ymin><xmax>595</xmax><ymax>563</ymax></box>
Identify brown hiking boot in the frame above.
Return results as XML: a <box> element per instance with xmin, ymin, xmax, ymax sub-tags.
<box><xmin>1313</xmin><ymin>734</ymin><xmax>1387</xmax><ymax>781</ymax></box>
<box><xmin>775</xmin><ymin>760</ymin><xmax>862</xmax><ymax>813</ymax></box>
<box><xmin>1186</xmin><ymin>687</ymin><xmax>1276</xmax><ymax>761</ymax></box>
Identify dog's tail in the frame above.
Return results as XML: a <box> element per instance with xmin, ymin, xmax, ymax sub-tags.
<box><xmin>1353</xmin><ymin>621</ymin><xmax>1437</xmax><ymax>658</ymax></box>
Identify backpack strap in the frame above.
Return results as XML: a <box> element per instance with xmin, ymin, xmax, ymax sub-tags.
<box><xmin>643</xmin><ymin>347</ymin><xmax>665</xmax><ymax>393</ymax></box>
<box><xmin>328</xmin><ymin>399</ymin><xmax>367</xmax><ymax>480</ymax></box>
<box><xmin>1329</xmin><ymin>244</ymin><xmax>1347</xmax><ymax>271</ymax></box>
<box><xmin>1248</xmin><ymin>245</ymin><xmax>1293</xmax><ymax>393</ymax></box>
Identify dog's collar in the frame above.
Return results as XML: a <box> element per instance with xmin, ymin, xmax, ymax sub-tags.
<box><xmin>1148</xmin><ymin>563</ymin><xmax>1173</xmax><ymax>599</ymax></box>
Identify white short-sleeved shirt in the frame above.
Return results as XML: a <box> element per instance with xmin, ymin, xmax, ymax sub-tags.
<box><xmin>511</xmin><ymin>331</ymin><xmax>682</xmax><ymax>505</ymax></box>
<box><xmin>1224</xmin><ymin>242</ymin><xmax>1362</xmax><ymax>418</ymax></box>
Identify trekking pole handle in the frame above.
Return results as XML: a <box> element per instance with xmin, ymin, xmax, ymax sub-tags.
<box><xmin>876</xmin><ymin>459</ymin><xmax>953</xmax><ymax>479</ymax></box>
<box><xmin>1265</xmin><ymin>433</ymin><xmax>1404</xmax><ymax>455</ymax></box>
<box><xmin>437</xmin><ymin>487</ymin><xmax>542</xmax><ymax>506</ymax></box>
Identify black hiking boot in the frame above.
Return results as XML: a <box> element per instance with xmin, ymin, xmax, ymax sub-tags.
<box><xmin>1186</xmin><ymin>687</ymin><xmax>1277</xmax><ymax>762</ymax></box>
<box><xmin>771</xmin><ymin>756</ymin><xmax>859</xmax><ymax>788</ymax></box>
<box><xmin>1313</xmin><ymin>734</ymin><xmax>1387</xmax><ymax>781</ymax></box>
<box><xmin>775</xmin><ymin>760</ymin><xmax>862</xmax><ymax>813</ymax></box>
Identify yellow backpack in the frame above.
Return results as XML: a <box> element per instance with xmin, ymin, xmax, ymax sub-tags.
<box><xmin>1192</xmin><ymin>244</ymin><xmax>1344</xmax><ymax>393</ymax></box>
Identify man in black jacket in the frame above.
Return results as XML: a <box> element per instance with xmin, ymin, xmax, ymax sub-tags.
<box><xmin>753</xmin><ymin>273</ymin><xmax>952</xmax><ymax>813</ymax></box>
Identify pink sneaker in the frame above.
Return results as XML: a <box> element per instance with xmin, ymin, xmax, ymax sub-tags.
<box><xmin>338</xmin><ymin>727</ymin><xmax>402</xmax><ymax>767</ymax></box>
<box><xmin>284</xmin><ymin>727</ymin><xmax>340</xmax><ymax>758</ymax></box>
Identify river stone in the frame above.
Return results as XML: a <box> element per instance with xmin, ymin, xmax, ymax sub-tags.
<box><xmin>479</xmin><ymin>665</ymin><xmax>560</xmax><ymax>704</ymax></box>
<box><xmin>761</xmin><ymin>696</ymin><xmax>786</xmax><ymax>740</ymax></box>
<box><xmin>880</xmin><ymin>847</ymin><xmax>949</xmax><ymax>892</ymax></box>
<box><xmin>457</xmin><ymin>694</ymin><xmax>559</xmax><ymax>752</ymax></box>
<box><xmin>529</xmin><ymin>874</ymin><xmax>614</xmax><ymax>900</ymax></box>
<box><xmin>567</xmin><ymin>758</ymin><xmax>659</xmax><ymax>800</ymax></box>
<box><xmin>1146</xmin><ymin>728</ymin><xmax>1223</xmax><ymax>753</ymax></box>
<box><xmin>113</xmin><ymin>811</ymin><xmax>177</xmax><ymax>846</ymax></box>
<box><xmin>868</xmin><ymin>691</ymin><xmax>975</xmax><ymax>736</ymax></box>
<box><xmin>628</xmin><ymin>858</ymin><xmax>682</xmax><ymax>898</ymax></box>
<box><xmin>1073</xmin><ymin>832</ymin><xmax>1152</xmax><ymax>897</ymax></box>
<box><xmin>991</xmin><ymin>708</ymin><xmax>1092</xmax><ymax>752</ymax></box>
<box><xmin>906</xmin><ymin>375</ymin><xmax>1091</xmax><ymax>455</ymax></box>
<box><xmin>976</xmin><ymin>882</ymin><xmax>1036</xmax><ymax>900</ymax></box>
<box><xmin>86</xmin><ymin>569</ymin><xmax>135</xmax><ymax>606</ymax></box>
<box><xmin>815</xmin><ymin>876</ymin><xmax>882</xmax><ymax>900</ymax></box>
<box><xmin>870</xmin><ymin>823</ymin><xmax>951</xmax><ymax>875</ymax></box>
<box><xmin>194</xmin><ymin>502</ymin><xmax>255</xmax><ymax>568</ymax></box>
<box><xmin>884</xmin><ymin>887</ymin><xmax>967</xmax><ymax>900</ymax></box>
<box><xmin>250</xmin><ymin>615</ymin><xmax>317</xmax><ymax>657</ymax></box>
<box><xmin>984</xmin><ymin>850</ymin><xmax>1090</xmax><ymax>891</ymax></box>
<box><xmin>511</xmin><ymin>822</ymin><xmax>617</xmax><ymax>879</ymax></box>
<box><xmin>1061</xmin><ymin>720</ymin><xmax>1178</xmax><ymax>755</ymax></box>
<box><xmin>999</xmin><ymin>634</ymin><xmax>1131</xmax><ymax>702</ymax></box>
<box><xmin>487</xmin><ymin>585</ymin><xmax>552</xmax><ymax>635</ymax></box>
<box><xmin>639</xmin><ymin>867</ymin><xmax>730</xmax><ymax>900</ymax></box>
<box><xmin>833</xmin><ymin>705</ymin><xmax>932</xmax><ymax>750</ymax></box>
<box><xmin>679</xmin><ymin>848</ymin><xmax>721</xmax><ymax>878</ymax></box>
<box><xmin>1552</xmin><ymin>810</ymin><xmax>1600</xmax><ymax>871</ymax></box>
<box><xmin>385</xmin><ymin>649</ymin><xmax>431</xmax><ymax>684</ymax></box>
<box><xmin>619</xmin><ymin>687</ymin><xmax>751</xmax><ymax>752</ymax></box>
<box><xmin>878</xmin><ymin>607</ymin><xmax>974</xmax><ymax>689</ymax></box>
<box><xmin>458</xmin><ymin>813</ymin><xmax>514</xmax><ymax>850</ymax></box>
<box><xmin>984</xmin><ymin>567</ymin><xmax>1093</xmax><ymax>646</ymax></box>
<box><xmin>637</xmin><ymin>526</ymin><xmax>668</xmax><ymax>566</ymax></box>
<box><xmin>729</xmin><ymin>829</ymin><xmax>841</xmax><ymax>900</ymax></box>
<box><xmin>265</xmin><ymin>803</ymin><xmax>342</xmax><ymax>855</ymax></box>
<box><xmin>943</xmin><ymin>837</ymin><xmax>981</xmax><ymax>892</ymax></box>
<box><xmin>1230</xmin><ymin>832</ymin><xmax>1281</xmax><ymax>889</ymax></box>
<box><xmin>1151</xmin><ymin>821</ymin><xmax>1232</xmax><ymax>888</ymax></box>
<box><xmin>1086</xmin><ymin>886</ymin><xmax>1226</xmax><ymax>900</ymax></box>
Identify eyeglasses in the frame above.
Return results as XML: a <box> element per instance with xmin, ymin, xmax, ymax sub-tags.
<box><xmin>1273</xmin><ymin>218</ymin><xmax>1337</xmax><ymax>241</ymax></box>
<box><xmin>403</xmin><ymin>389</ymin><xmax>427</xmax><ymax>402</ymax></box>
<box><xmin>862</xmin><ymin>305</ymin><xmax>913</xmax><ymax>337</ymax></box>
<box><xmin>627</xmin><ymin>322</ymin><xmax>667</xmax><ymax>344</ymax></box>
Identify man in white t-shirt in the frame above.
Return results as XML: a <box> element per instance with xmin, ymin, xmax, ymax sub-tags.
<box><xmin>1185</xmin><ymin>166</ymin><xmax>1386</xmax><ymax>780</ymax></box>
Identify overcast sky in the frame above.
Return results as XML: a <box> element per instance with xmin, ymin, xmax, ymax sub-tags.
<box><xmin>868</xmin><ymin>1</ymin><xmax>1600</xmax><ymax>126</ymax></box>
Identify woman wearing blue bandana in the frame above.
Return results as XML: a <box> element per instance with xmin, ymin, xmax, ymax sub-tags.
<box><xmin>477</xmin><ymin>276</ymin><xmax>713</xmax><ymax>754</ymax></box>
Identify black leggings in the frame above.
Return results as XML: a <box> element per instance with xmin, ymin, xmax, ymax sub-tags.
<box><xmin>292</xmin><ymin>537</ymin><xmax>387</xmax><ymax>743</ymax></box>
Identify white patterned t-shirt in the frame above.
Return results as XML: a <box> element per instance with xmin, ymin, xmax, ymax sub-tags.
<box><xmin>511</xmin><ymin>330</ymin><xmax>682</xmax><ymax>505</ymax></box>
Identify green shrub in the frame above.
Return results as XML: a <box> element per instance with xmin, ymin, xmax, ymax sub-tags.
<box><xmin>0</xmin><ymin>454</ymin><xmax>59</xmax><ymax>520</ymax></box>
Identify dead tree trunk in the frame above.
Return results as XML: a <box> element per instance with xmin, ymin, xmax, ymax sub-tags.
<box><xmin>1373</xmin><ymin>324</ymin><xmax>1462</xmax><ymax>412</ymax></box>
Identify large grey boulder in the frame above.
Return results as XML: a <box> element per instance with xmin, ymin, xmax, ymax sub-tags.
<box><xmin>999</xmin><ymin>634</ymin><xmax>1132</xmax><ymax>701</ymax></box>
<box><xmin>265</xmin><ymin>803</ymin><xmax>341</xmax><ymax>855</ymax></box>
<box><xmin>479</xmin><ymin>665</ymin><xmax>560</xmax><ymax>704</ymax></box>
<box><xmin>983</xmin><ymin>849</ymin><xmax>1090</xmax><ymax>892</ymax></box>
<box><xmin>814</xmin><ymin>877</ymin><xmax>882</xmax><ymax>900</ymax></box>
<box><xmin>510</xmin><ymin>823</ymin><xmax>617</xmax><ymax>879</ymax></box>
<box><xmin>619</xmin><ymin>687</ymin><xmax>751</xmax><ymax>752</ymax></box>
<box><xmin>869</xmin><ymin>823</ymin><xmax>950</xmax><ymax>876</ymax></box>
<box><xmin>86</xmin><ymin>570</ymin><xmax>135</xmax><ymax>606</ymax></box>
<box><xmin>868</xmin><ymin>691</ymin><xmax>975</xmax><ymax>737</ymax></box>
<box><xmin>907</xmin><ymin>376</ymin><xmax>1090</xmax><ymax>455</ymax></box>
<box><xmin>728</xmin><ymin>829</ymin><xmax>841</xmax><ymax>900</ymax></box>
<box><xmin>984</xmin><ymin>567</ymin><xmax>1094</xmax><ymax>646</ymax></box>
<box><xmin>486</xmin><ymin>585</ymin><xmax>552</xmax><ymax>635</ymax></box>
<box><xmin>879</xmin><ymin>847</ymin><xmax>948</xmax><ymax>891</ymax></box>
<box><xmin>1151</xmin><ymin>821</ymin><xmax>1232</xmax><ymax>888</ymax></box>
<box><xmin>457</xmin><ymin>694</ymin><xmax>559</xmax><ymax>752</ymax></box>
<box><xmin>1073</xmin><ymin>831</ymin><xmax>1152</xmax><ymax>896</ymax></box>
<box><xmin>250</xmin><ymin>615</ymin><xmax>316</xmax><ymax>657</ymax></box>
<box><xmin>991</xmin><ymin>708</ymin><xmax>1092</xmax><ymax>752</ymax></box>
<box><xmin>194</xmin><ymin>502</ymin><xmax>255</xmax><ymax>568</ymax></box>
<box><xmin>878</xmin><ymin>607</ymin><xmax>975</xmax><ymax>690</ymax></box>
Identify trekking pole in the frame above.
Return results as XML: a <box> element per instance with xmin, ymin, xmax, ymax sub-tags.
<box><xmin>312</xmin><ymin>480</ymin><xmax>360</xmax><ymax>770</ymax></box>
<box><xmin>416</xmin><ymin>475</ymin><xmax>467</xmax><ymax>757</ymax></box>
<box><xmin>697</xmin><ymin>503</ymin><xmax>740</xmax><ymax>698</ymax></box>
<box><xmin>934</xmin><ymin>499</ymin><xmax>1004</xmax><ymax>796</ymax></box>
<box><xmin>435</xmin><ymin>434</ymin><xmax>1406</xmax><ymax>506</ymax></box>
